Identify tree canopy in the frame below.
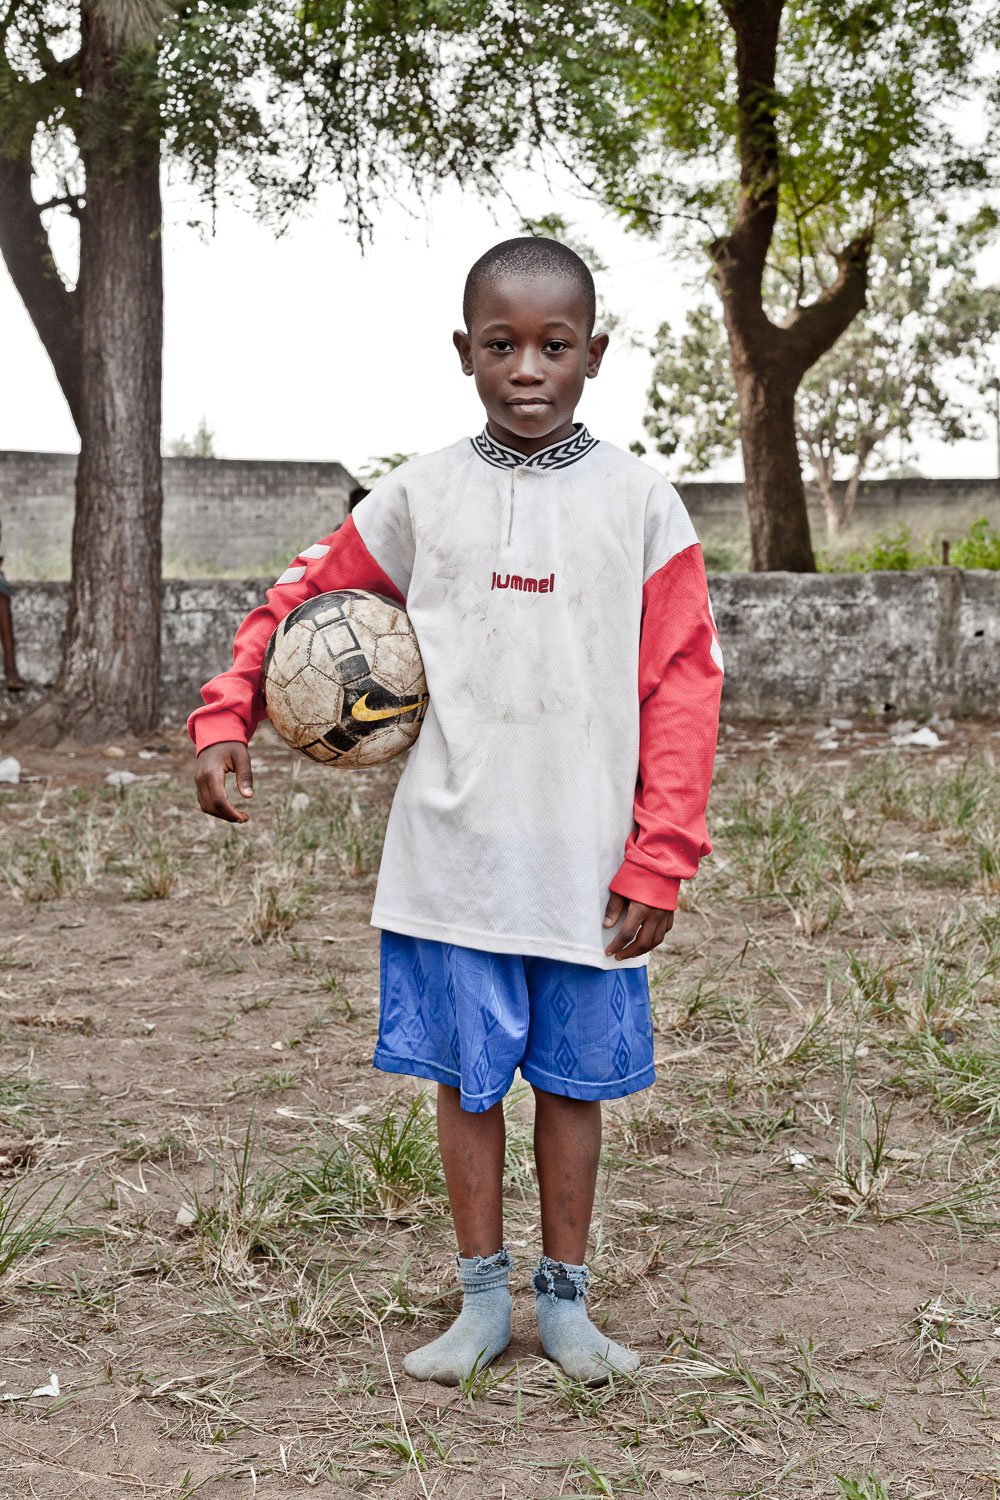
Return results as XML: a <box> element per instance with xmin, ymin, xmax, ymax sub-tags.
<box><xmin>1</xmin><ymin>1</ymin><xmax>638</xmax><ymax>254</ymax></box>
<box><xmin>0</xmin><ymin>0</ymin><xmax>638</xmax><ymax>736</ymax></box>
<box><xmin>582</xmin><ymin>1</ymin><xmax>997</xmax><ymax>268</ymax></box>
<box><xmin>563</xmin><ymin>0</ymin><xmax>1000</xmax><ymax>568</ymax></box>
<box><xmin>641</xmin><ymin>207</ymin><xmax>1000</xmax><ymax>533</ymax></box>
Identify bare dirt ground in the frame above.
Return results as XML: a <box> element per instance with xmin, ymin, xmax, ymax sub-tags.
<box><xmin>0</xmin><ymin>716</ymin><xmax>998</xmax><ymax>1500</ymax></box>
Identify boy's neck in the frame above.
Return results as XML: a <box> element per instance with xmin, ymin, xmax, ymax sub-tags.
<box><xmin>484</xmin><ymin>416</ymin><xmax>579</xmax><ymax>457</ymax></box>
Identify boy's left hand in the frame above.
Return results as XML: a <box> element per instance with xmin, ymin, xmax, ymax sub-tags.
<box><xmin>603</xmin><ymin>892</ymin><xmax>674</xmax><ymax>960</ymax></box>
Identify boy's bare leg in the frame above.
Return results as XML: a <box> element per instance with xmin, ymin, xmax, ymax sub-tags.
<box><xmin>436</xmin><ymin>1084</ymin><xmax>505</xmax><ymax>1255</ymax></box>
<box><xmin>532</xmin><ymin>1089</ymin><xmax>601</xmax><ymax>1263</ymax></box>
<box><xmin>0</xmin><ymin>597</ymin><xmax>25</xmax><ymax>690</ymax></box>
<box><xmin>530</xmin><ymin>1085</ymin><xmax>640</xmax><ymax>1385</ymax></box>
<box><xmin>402</xmin><ymin>1084</ymin><xmax>512</xmax><ymax>1384</ymax></box>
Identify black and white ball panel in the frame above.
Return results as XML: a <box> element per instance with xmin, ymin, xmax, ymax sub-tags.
<box><xmin>263</xmin><ymin>590</ymin><xmax>428</xmax><ymax>768</ymax></box>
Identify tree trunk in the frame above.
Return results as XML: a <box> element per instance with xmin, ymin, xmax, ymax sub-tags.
<box><xmin>0</xmin><ymin>155</ymin><xmax>83</xmax><ymax>430</ymax></box>
<box><xmin>819</xmin><ymin>477</ymin><xmax>843</xmax><ymax>538</ymax></box>
<box><xmin>804</xmin><ymin>446</ymin><xmax>843</xmax><ymax>536</ymax></box>
<box><xmin>825</xmin><ymin>503</ymin><xmax>844</xmax><ymax>538</ymax></box>
<box><xmin>706</xmin><ymin>0</ymin><xmax>872</xmax><ymax>570</ymax></box>
<box><xmin>842</xmin><ymin>466</ymin><xmax>864</xmax><ymax>530</ymax></box>
<box><xmin>736</xmin><ymin>369</ymin><xmax>816</xmax><ymax>571</ymax></box>
<box><xmin>842</xmin><ymin>436</ymin><xmax>879</xmax><ymax>529</ymax></box>
<box><xmin>14</xmin><ymin>5</ymin><xmax>163</xmax><ymax>745</ymax></box>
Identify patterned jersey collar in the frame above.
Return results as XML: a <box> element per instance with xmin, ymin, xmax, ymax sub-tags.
<box><xmin>471</xmin><ymin>423</ymin><xmax>598</xmax><ymax>471</ymax></box>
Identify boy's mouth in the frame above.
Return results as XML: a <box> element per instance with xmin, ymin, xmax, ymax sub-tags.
<box><xmin>507</xmin><ymin>398</ymin><xmax>551</xmax><ymax>414</ymax></box>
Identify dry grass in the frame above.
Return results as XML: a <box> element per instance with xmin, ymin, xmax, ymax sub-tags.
<box><xmin>0</xmin><ymin>720</ymin><xmax>999</xmax><ymax>1497</ymax></box>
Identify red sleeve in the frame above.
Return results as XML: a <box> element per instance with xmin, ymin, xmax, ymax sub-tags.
<box><xmin>186</xmin><ymin>514</ymin><xmax>405</xmax><ymax>754</ymax></box>
<box><xmin>608</xmin><ymin>542</ymin><xmax>723</xmax><ymax>911</ymax></box>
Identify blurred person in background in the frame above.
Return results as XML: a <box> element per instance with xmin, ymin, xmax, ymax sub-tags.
<box><xmin>0</xmin><ymin>513</ymin><xmax>26</xmax><ymax>692</ymax></box>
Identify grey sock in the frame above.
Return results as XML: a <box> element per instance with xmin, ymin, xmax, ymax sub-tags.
<box><xmin>402</xmin><ymin>1247</ymin><xmax>513</xmax><ymax>1386</ymax></box>
<box><xmin>533</xmin><ymin>1255</ymin><xmax>640</xmax><ymax>1386</ymax></box>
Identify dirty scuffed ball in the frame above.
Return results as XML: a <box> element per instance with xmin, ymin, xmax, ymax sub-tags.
<box><xmin>263</xmin><ymin>590</ymin><xmax>428</xmax><ymax>768</ymax></box>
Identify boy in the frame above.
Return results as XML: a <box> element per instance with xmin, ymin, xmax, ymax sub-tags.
<box><xmin>191</xmin><ymin>237</ymin><xmax>723</xmax><ymax>1387</ymax></box>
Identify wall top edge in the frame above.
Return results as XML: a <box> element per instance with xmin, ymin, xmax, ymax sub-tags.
<box><xmin>0</xmin><ymin>450</ymin><xmax>355</xmax><ymax>477</ymax></box>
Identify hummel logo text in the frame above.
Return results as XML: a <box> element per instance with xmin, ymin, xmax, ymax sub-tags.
<box><xmin>491</xmin><ymin>572</ymin><xmax>555</xmax><ymax>594</ymax></box>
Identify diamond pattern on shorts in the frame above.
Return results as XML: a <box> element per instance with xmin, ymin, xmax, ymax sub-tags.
<box><xmin>378</xmin><ymin>932</ymin><xmax>653</xmax><ymax>1107</ymax></box>
<box><xmin>554</xmin><ymin>1035</ymin><xmax>579</xmax><ymax>1077</ymax></box>
<box><xmin>407</xmin><ymin>1005</ymin><xmax>429</xmax><ymax>1050</ymax></box>
<box><xmin>550</xmin><ymin>982</ymin><xmax>574</xmax><ymax>1026</ymax></box>
<box><xmin>472</xmin><ymin>1038</ymin><xmax>494</xmax><ymax>1092</ymax></box>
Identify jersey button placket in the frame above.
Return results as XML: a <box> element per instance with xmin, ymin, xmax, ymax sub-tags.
<box><xmin>507</xmin><ymin>464</ymin><xmax>528</xmax><ymax>548</ymax></box>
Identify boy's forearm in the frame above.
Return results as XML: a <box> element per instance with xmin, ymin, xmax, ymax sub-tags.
<box><xmin>617</xmin><ymin>542</ymin><xmax>723</xmax><ymax>895</ymax></box>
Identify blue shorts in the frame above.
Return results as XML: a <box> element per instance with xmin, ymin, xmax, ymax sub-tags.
<box><xmin>0</xmin><ymin>570</ymin><xmax>10</xmax><ymax>599</ymax></box>
<box><xmin>374</xmin><ymin>932</ymin><xmax>655</xmax><ymax>1113</ymax></box>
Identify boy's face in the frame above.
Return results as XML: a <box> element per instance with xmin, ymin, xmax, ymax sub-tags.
<box><xmin>454</xmin><ymin>274</ymin><xmax>608</xmax><ymax>454</ymax></box>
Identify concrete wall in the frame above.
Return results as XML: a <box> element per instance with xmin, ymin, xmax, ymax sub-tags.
<box><xmin>2</xmin><ymin>570</ymin><xmax>998</xmax><ymax>728</ymax></box>
<box><xmin>3</xmin><ymin>449</ymin><xmax>998</xmax><ymax>577</ymax></box>
<box><xmin>686</xmin><ymin>474</ymin><xmax>1000</xmax><ymax>529</ymax></box>
<box><xmin>0</xmin><ymin>451</ymin><xmax>356</xmax><ymax>574</ymax></box>
<box><xmin>708</xmin><ymin>569</ymin><xmax>999</xmax><ymax>717</ymax></box>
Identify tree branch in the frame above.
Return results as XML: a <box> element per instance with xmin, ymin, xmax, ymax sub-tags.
<box><xmin>0</xmin><ymin>153</ymin><xmax>83</xmax><ymax>431</ymax></box>
<box><xmin>41</xmin><ymin>43</ymin><xmax>81</xmax><ymax>85</ymax></box>
<box><xmin>712</xmin><ymin>0</ymin><xmax>784</xmax><ymax>288</ymax></box>
<box><xmin>782</xmin><ymin>227</ymin><xmax>874</xmax><ymax>377</ymax></box>
<box><xmin>36</xmin><ymin>192</ymin><xmax>86</xmax><ymax>219</ymax></box>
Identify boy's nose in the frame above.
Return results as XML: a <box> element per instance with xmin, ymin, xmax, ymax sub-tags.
<box><xmin>510</xmin><ymin>351</ymin><xmax>544</xmax><ymax>383</ymax></box>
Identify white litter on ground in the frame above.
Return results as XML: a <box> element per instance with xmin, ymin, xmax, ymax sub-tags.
<box><xmin>893</xmin><ymin>726</ymin><xmax>946</xmax><ymax>749</ymax></box>
<box><xmin>2</xmin><ymin>1372</ymin><xmax>60</xmax><ymax>1401</ymax></box>
<box><xmin>105</xmin><ymin>770</ymin><xmax>139</xmax><ymax>787</ymax></box>
<box><xmin>0</xmin><ymin>755</ymin><xmax>21</xmax><ymax>784</ymax></box>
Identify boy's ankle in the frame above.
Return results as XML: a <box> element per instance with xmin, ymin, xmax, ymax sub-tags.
<box><xmin>456</xmin><ymin>1245</ymin><xmax>514</xmax><ymax>1293</ymax></box>
<box><xmin>532</xmin><ymin>1253</ymin><xmax>589</xmax><ymax>1301</ymax></box>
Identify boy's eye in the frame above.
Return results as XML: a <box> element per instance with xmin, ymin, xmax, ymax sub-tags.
<box><xmin>544</xmin><ymin>341</ymin><xmax>569</xmax><ymax>353</ymax></box>
<box><xmin>487</xmin><ymin>340</ymin><xmax>514</xmax><ymax>352</ymax></box>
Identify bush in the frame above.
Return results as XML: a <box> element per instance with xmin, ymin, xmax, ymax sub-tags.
<box><xmin>820</xmin><ymin>517</ymin><xmax>1000</xmax><ymax>573</ymax></box>
<box><xmin>701</xmin><ymin>530</ymin><xmax>747</xmax><ymax>572</ymax></box>
<box><xmin>950</xmin><ymin>517</ymin><xmax>1000</xmax><ymax>570</ymax></box>
<box><xmin>820</xmin><ymin>525</ymin><xmax>936</xmax><ymax>573</ymax></box>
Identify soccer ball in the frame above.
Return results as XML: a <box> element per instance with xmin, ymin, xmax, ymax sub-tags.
<box><xmin>263</xmin><ymin>590</ymin><xmax>428</xmax><ymax>767</ymax></box>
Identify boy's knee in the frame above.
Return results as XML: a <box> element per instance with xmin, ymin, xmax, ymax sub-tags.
<box><xmin>530</xmin><ymin>1085</ymin><xmax>600</xmax><ymax>1113</ymax></box>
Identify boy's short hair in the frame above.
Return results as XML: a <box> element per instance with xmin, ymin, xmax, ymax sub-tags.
<box><xmin>463</xmin><ymin>236</ymin><xmax>597</xmax><ymax>335</ymax></box>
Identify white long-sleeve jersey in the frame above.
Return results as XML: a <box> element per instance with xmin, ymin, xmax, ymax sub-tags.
<box><xmin>189</xmin><ymin>426</ymin><xmax>724</xmax><ymax>968</ymax></box>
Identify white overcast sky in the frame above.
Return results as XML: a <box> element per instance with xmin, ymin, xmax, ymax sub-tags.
<box><xmin>1</xmin><ymin>168</ymin><xmax>998</xmax><ymax>483</ymax></box>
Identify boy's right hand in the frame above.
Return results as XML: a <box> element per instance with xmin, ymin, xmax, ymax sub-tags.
<box><xmin>195</xmin><ymin>741</ymin><xmax>254</xmax><ymax>823</ymax></box>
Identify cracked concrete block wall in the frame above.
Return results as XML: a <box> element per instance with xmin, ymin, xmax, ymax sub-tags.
<box><xmin>2</xmin><ymin>571</ymin><xmax>999</xmax><ymax>729</ymax></box>
<box><xmin>707</xmin><ymin>569</ymin><xmax>1000</xmax><ymax>717</ymax></box>
<box><xmin>3</xmin><ymin>450</ymin><xmax>998</xmax><ymax>572</ymax></box>
<box><xmin>0</xmin><ymin>452</ymin><xmax>356</xmax><ymax>573</ymax></box>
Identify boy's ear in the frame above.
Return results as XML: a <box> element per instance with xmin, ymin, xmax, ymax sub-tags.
<box><xmin>453</xmin><ymin>328</ymin><xmax>474</xmax><ymax>375</ymax></box>
<box><xmin>586</xmin><ymin>331</ymin><xmax>610</xmax><ymax>379</ymax></box>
